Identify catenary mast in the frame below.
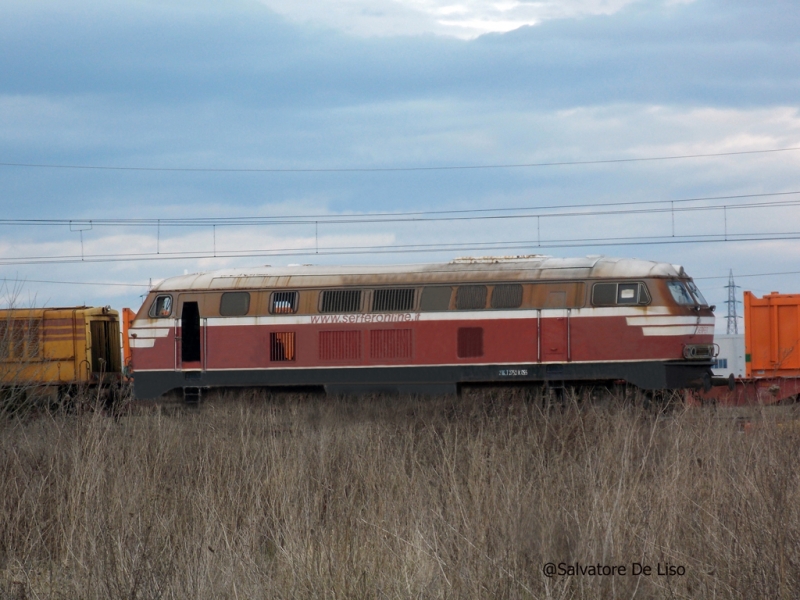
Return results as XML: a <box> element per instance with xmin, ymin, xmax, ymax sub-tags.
<box><xmin>725</xmin><ymin>269</ymin><xmax>741</xmax><ymax>335</ymax></box>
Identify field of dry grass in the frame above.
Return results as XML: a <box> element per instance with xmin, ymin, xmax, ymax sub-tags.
<box><xmin>1</xmin><ymin>387</ymin><xmax>798</xmax><ymax>599</ymax></box>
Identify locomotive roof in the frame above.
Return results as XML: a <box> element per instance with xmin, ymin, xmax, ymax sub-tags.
<box><xmin>150</xmin><ymin>256</ymin><xmax>687</xmax><ymax>292</ymax></box>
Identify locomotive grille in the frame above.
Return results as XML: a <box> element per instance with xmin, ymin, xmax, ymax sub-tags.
<box><xmin>372</xmin><ymin>288</ymin><xmax>415</xmax><ymax>312</ymax></box>
<box><xmin>319</xmin><ymin>331</ymin><xmax>362</xmax><ymax>361</ymax></box>
<box><xmin>0</xmin><ymin>319</ymin><xmax>41</xmax><ymax>361</ymax></box>
<box><xmin>320</xmin><ymin>290</ymin><xmax>362</xmax><ymax>313</ymax></box>
<box><xmin>456</xmin><ymin>286</ymin><xmax>488</xmax><ymax>310</ymax></box>
<box><xmin>370</xmin><ymin>329</ymin><xmax>413</xmax><ymax>359</ymax></box>
<box><xmin>270</xmin><ymin>332</ymin><xmax>296</xmax><ymax>361</ymax></box>
<box><xmin>491</xmin><ymin>284</ymin><xmax>523</xmax><ymax>309</ymax></box>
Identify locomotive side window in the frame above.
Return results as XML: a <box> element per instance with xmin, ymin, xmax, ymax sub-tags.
<box><xmin>456</xmin><ymin>285</ymin><xmax>487</xmax><ymax>310</ymax></box>
<box><xmin>667</xmin><ymin>282</ymin><xmax>694</xmax><ymax>305</ymax></box>
<box><xmin>320</xmin><ymin>289</ymin><xmax>362</xmax><ymax>313</ymax></box>
<box><xmin>271</xmin><ymin>291</ymin><xmax>299</xmax><ymax>314</ymax></box>
<box><xmin>592</xmin><ymin>284</ymin><xmax>617</xmax><ymax>306</ymax></box>
<box><xmin>219</xmin><ymin>292</ymin><xmax>250</xmax><ymax>316</ymax></box>
<box><xmin>491</xmin><ymin>284</ymin><xmax>523</xmax><ymax>309</ymax></box>
<box><xmin>372</xmin><ymin>288</ymin><xmax>415</xmax><ymax>312</ymax></box>
<box><xmin>617</xmin><ymin>284</ymin><xmax>639</xmax><ymax>304</ymax></box>
<box><xmin>420</xmin><ymin>287</ymin><xmax>452</xmax><ymax>311</ymax></box>
<box><xmin>592</xmin><ymin>283</ymin><xmax>650</xmax><ymax>306</ymax></box>
<box><xmin>149</xmin><ymin>295</ymin><xmax>173</xmax><ymax>318</ymax></box>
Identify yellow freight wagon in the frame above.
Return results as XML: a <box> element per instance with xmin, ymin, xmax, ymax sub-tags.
<box><xmin>0</xmin><ymin>306</ymin><xmax>122</xmax><ymax>391</ymax></box>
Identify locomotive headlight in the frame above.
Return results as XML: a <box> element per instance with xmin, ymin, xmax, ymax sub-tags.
<box><xmin>683</xmin><ymin>344</ymin><xmax>718</xmax><ymax>360</ymax></box>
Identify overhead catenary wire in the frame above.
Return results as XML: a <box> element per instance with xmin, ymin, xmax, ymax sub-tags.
<box><xmin>1</xmin><ymin>190</ymin><xmax>800</xmax><ymax>228</ymax></box>
<box><xmin>1</xmin><ymin>146</ymin><xmax>799</xmax><ymax>174</ymax></box>
<box><xmin>2</xmin><ymin>230</ymin><xmax>800</xmax><ymax>266</ymax></box>
<box><xmin>0</xmin><ymin>278</ymin><xmax>149</xmax><ymax>288</ymax></box>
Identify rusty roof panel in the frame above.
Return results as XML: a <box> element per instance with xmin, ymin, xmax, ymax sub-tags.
<box><xmin>150</xmin><ymin>256</ymin><xmax>685</xmax><ymax>292</ymax></box>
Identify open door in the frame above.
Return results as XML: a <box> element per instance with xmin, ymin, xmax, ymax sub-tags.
<box><xmin>180</xmin><ymin>301</ymin><xmax>202</xmax><ymax>368</ymax></box>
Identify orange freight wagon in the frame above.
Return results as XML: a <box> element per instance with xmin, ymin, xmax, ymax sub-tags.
<box><xmin>744</xmin><ymin>291</ymin><xmax>800</xmax><ymax>378</ymax></box>
<box><xmin>0</xmin><ymin>306</ymin><xmax>123</xmax><ymax>393</ymax></box>
<box><xmin>692</xmin><ymin>291</ymin><xmax>800</xmax><ymax>405</ymax></box>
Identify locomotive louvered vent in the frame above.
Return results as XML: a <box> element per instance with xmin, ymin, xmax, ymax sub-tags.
<box><xmin>373</xmin><ymin>288</ymin><xmax>415</xmax><ymax>312</ymax></box>
<box><xmin>319</xmin><ymin>331</ymin><xmax>362</xmax><ymax>361</ymax></box>
<box><xmin>457</xmin><ymin>327</ymin><xmax>484</xmax><ymax>358</ymax></box>
<box><xmin>320</xmin><ymin>290</ymin><xmax>362</xmax><ymax>313</ymax></box>
<box><xmin>271</xmin><ymin>291</ymin><xmax>299</xmax><ymax>314</ymax></box>
<box><xmin>370</xmin><ymin>329</ymin><xmax>413</xmax><ymax>360</ymax></box>
<box><xmin>270</xmin><ymin>332</ymin><xmax>296</xmax><ymax>361</ymax></box>
<box><xmin>491</xmin><ymin>284</ymin><xmax>523</xmax><ymax>309</ymax></box>
<box><xmin>420</xmin><ymin>287</ymin><xmax>452</xmax><ymax>311</ymax></box>
<box><xmin>220</xmin><ymin>292</ymin><xmax>250</xmax><ymax>316</ymax></box>
<box><xmin>0</xmin><ymin>319</ymin><xmax>41</xmax><ymax>361</ymax></box>
<box><xmin>456</xmin><ymin>285</ymin><xmax>488</xmax><ymax>310</ymax></box>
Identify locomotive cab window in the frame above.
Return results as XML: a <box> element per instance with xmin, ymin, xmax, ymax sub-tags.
<box><xmin>149</xmin><ymin>295</ymin><xmax>173</xmax><ymax>318</ymax></box>
<box><xmin>592</xmin><ymin>283</ymin><xmax>650</xmax><ymax>306</ymax></box>
<box><xmin>219</xmin><ymin>292</ymin><xmax>250</xmax><ymax>316</ymax></box>
<box><xmin>667</xmin><ymin>281</ymin><xmax>694</xmax><ymax>305</ymax></box>
<box><xmin>271</xmin><ymin>291</ymin><xmax>299</xmax><ymax>314</ymax></box>
<box><xmin>685</xmin><ymin>281</ymin><xmax>708</xmax><ymax>306</ymax></box>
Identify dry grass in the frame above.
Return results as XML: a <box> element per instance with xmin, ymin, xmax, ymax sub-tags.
<box><xmin>1</xmin><ymin>387</ymin><xmax>799</xmax><ymax>599</ymax></box>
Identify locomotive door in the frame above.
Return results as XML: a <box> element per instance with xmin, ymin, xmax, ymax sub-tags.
<box><xmin>178</xmin><ymin>300</ymin><xmax>204</xmax><ymax>370</ymax></box>
<box><xmin>538</xmin><ymin>290</ymin><xmax>571</xmax><ymax>363</ymax></box>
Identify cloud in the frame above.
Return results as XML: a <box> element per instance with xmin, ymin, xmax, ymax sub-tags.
<box><xmin>0</xmin><ymin>0</ymin><xmax>799</xmax><ymax>317</ymax></box>
<box><xmin>256</xmin><ymin>0</ymin><xmax>648</xmax><ymax>39</ymax></box>
<box><xmin>1</xmin><ymin>0</ymin><xmax>797</xmax><ymax>111</ymax></box>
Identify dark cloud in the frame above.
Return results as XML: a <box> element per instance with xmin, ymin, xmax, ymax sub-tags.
<box><xmin>0</xmin><ymin>0</ymin><xmax>797</xmax><ymax>108</ymax></box>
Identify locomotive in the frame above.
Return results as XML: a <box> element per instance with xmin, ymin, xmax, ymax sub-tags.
<box><xmin>127</xmin><ymin>255</ymin><xmax>717</xmax><ymax>399</ymax></box>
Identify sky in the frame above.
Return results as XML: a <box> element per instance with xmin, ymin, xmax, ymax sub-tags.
<box><xmin>0</xmin><ymin>0</ymin><xmax>799</xmax><ymax>331</ymax></box>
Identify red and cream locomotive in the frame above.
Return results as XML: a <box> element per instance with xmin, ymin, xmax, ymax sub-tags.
<box><xmin>128</xmin><ymin>255</ymin><xmax>716</xmax><ymax>398</ymax></box>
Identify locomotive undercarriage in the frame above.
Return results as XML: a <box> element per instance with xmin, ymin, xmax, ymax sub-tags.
<box><xmin>134</xmin><ymin>359</ymin><xmax>713</xmax><ymax>400</ymax></box>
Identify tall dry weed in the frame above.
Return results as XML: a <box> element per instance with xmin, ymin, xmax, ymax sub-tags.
<box><xmin>0</xmin><ymin>388</ymin><xmax>798</xmax><ymax>598</ymax></box>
